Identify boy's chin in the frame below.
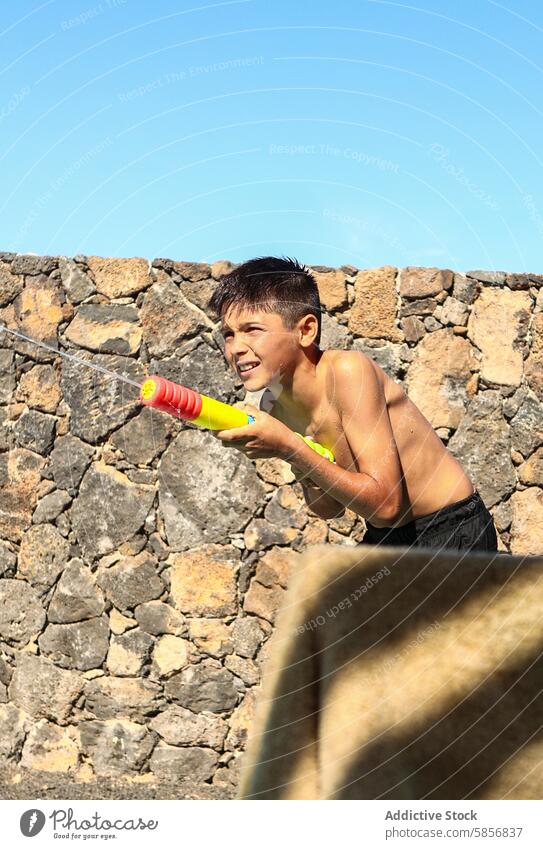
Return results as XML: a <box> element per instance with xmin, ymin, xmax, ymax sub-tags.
<box><xmin>242</xmin><ymin>374</ymin><xmax>267</xmax><ymax>391</ymax></box>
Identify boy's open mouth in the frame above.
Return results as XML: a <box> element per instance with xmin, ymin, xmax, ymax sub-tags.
<box><xmin>237</xmin><ymin>361</ymin><xmax>260</xmax><ymax>378</ymax></box>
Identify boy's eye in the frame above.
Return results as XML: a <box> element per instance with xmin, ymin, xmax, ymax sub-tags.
<box><xmin>223</xmin><ymin>327</ymin><xmax>261</xmax><ymax>337</ymax></box>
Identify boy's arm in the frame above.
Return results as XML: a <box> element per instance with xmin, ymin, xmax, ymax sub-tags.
<box><xmin>258</xmin><ymin>390</ymin><xmax>345</xmax><ymax>519</ymax></box>
<box><xmin>281</xmin><ymin>353</ymin><xmax>404</xmax><ymax>525</ymax></box>
<box><xmin>290</xmin><ymin>464</ymin><xmax>346</xmax><ymax>520</ymax></box>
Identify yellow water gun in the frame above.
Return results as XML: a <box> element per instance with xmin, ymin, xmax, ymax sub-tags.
<box><xmin>140</xmin><ymin>375</ymin><xmax>335</xmax><ymax>463</ymax></box>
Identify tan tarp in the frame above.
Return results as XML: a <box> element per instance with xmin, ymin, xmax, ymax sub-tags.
<box><xmin>237</xmin><ymin>544</ymin><xmax>543</xmax><ymax>800</ymax></box>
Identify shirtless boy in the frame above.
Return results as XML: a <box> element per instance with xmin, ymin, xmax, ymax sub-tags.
<box><xmin>208</xmin><ymin>256</ymin><xmax>497</xmax><ymax>552</ymax></box>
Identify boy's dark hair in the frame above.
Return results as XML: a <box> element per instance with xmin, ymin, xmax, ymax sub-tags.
<box><xmin>208</xmin><ymin>255</ymin><xmax>322</xmax><ymax>346</ymax></box>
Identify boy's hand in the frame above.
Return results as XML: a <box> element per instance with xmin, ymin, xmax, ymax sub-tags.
<box><xmin>211</xmin><ymin>403</ymin><xmax>296</xmax><ymax>461</ymax></box>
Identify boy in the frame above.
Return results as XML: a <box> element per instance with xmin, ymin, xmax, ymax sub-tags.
<box><xmin>208</xmin><ymin>256</ymin><xmax>498</xmax><ymax>553</ymax></box>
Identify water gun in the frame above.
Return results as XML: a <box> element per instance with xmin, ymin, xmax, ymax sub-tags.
<box><xmin>140</xmin><ymin>375</ymin><xmax>335</xmax><ymax>462</ymax></box>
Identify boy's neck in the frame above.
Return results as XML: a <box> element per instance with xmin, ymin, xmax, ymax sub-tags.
<box><xmin>267</xmin><ymin>345</ymin><xmax>325</xmax><ymax>421</ymax></box>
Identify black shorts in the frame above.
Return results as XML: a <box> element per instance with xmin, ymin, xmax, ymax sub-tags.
<box><xmin>363</xmin><ymin>489</ymin><xmax>498</xmax><ymax>553</ymax></box>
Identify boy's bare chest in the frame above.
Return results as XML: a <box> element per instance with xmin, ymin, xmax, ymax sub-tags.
<box><xmin>270</xmin><ymin>396</ymin><xmax>359</xmax><ymax>472</ymax></box>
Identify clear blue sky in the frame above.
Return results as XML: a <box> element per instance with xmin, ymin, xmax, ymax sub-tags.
<box><xmin>1</xmin><ymin>0</ymin><xmax>542</xmax><ymax>273</ymax></box>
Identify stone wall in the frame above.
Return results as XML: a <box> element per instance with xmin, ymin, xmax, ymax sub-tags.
<box><xmin>0</xmin><ymin>253</ymin><xmax>542</xmax><ymax>795</ymax></box>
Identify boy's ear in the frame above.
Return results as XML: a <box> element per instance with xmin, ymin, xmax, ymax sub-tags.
<box><xmin>297</xmin><ymin>313</ymin><xmax>319</xmax><ymax>347</ymax></box>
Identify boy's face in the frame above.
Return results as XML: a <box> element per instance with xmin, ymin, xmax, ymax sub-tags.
<box><xmin>220</xmin><ymin>305</ymin><xmax>299</xmax><ymax>390</ymax></box>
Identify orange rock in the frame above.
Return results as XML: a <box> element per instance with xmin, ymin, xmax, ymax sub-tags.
<box><xmin>311</xmin><ymin>268</ymin><xmax>348</xmax><ymax>312</ymax></box>
<box><xmin>87</xmin><ymin>256</ymin><xmax>150</xmax><ymax>298</ymax></box>
<box><xmin>15</xmin><ymin>364</ymin><xmax>61</xmax><ymax>413</ymax></box>
<box><xmin>349</xmin><ymin>266</ymin><xmax>402</xmax><ymax>341</ymax></box>
<box><xmin>400</xmin><ymin>266</ymin><xmax>453</xmax><ymax>298</ymax></box>
<box><xmin>509</xmin><ymin>488</ymin><xmax>543</xmax><ymax>555</ymax></box>
<box><xmin>467</xmin><ymin>287</ymin><xmax>531</xmax><ymax>388</ymax></box>
<box><xmin>524</xmin><ymin>313</ymin><xmax>543</xmax><ymax>401</ymax></box>
<box><xmin>166</xmin><ymin>544</ymin><xmax>239</xmax><ymax>617</ymax></box>
<box><xmin>406</xmin><ymin>329</ymin><xmax>478</xmax><ymax>429</ymax></box>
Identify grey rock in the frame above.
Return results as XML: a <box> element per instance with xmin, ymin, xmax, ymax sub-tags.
<box><xmin>149</xmin><ymin>341</ymin><xmax>238</xmax><ymax>405</ymax></box>
<box><xmin>448</xmin><ymin>391</ymin><xmax>516</xmax><ymax>508</ymax></box>
<box><xmin>0</xmin><ymin>579</ymin><xmax>46</xmax><ymax>644</ymax></box>
<box><xmin>17</xmin><ymin>523</ymin><xmax>70</xmax><ymax>593</ymax></box>
<box><xmin>0</xmin><ymin>452</ymin><xmax>8</xmax><ymax>487</ymax></box>
<box><xmin>506</xmin><ymin>273</ymin><xmax>543</xmax><ymax>290</ymax></box>
<box><xmin>147</xmin><ymin>533</ymin><xmax>169</xmax><ymax>559</ymax></box>
<box><xmin>0</xmin><ymin>348</ymin><xmax>15</xmax><ymax>403</ymax></box>
<box><xmin>151</xmin><ymin>259</ymin><xmax>211</xmax><ymax>282</ymax></box>
<box><xmin>150</xmin><ymin>705</ymin><xmax>228</xmax><ymax>748</ymax></box>
<box><xmin>224</xmin><ymin>654</ymin><xmax>260</xmax><ymax>685</ymax></box>
<box><xmin>492</xmin><ymin>499</ymin><xmax>512</xmax><ymax>532</ymax></box>
<box><xmin>213</xmin><ymin>756</ymin><xmax>242</xmax><ymax>789</ymax></box>
<box><xmin>503</xmin><ymin>386</ymin><xmax>529</xmax><ymax>420</ymax></box>
<box><xmin>58</xmin><ymin>257</ymin><xmax>96</xmax><ymax>303</ymax></box>
<box><xmin>243</xmin><ymin>518</ymin><xmax>300</xmax><ymax>551</ymax></box>
<box><xmin>107</xmin><ymin>629</ymin><xmax>154</xmax><ymax>676</ymax></box>
<box><xmin>9</xmin><ymin>652</ymin><xmax>83</xmax><ymax>723</ymax></box>
<box><xmin>32</xmin><ymin>489</ymin><xmax>72</xmax><ymax>524</ymax></box>
<box><xmin>11</xmin><ymin>254</ymin><xmax>58</xmax><ymax>275</ymax></box>
<box><xmin>60</xmin><ymin>354</ymin><xmax>144</xmax><ymax>444</ymax></box>
<box><xmin>510</xmin><ymin>392</ymin><xmax>543</xmax><ymax>458</ymax></box>
<box><xmin>230</xmin><ymin>617</ymin><xmax>265</xmax><ymax>659</ymax></box>
<box><xmin>55</xmin><ymin>512</ymin><xmax>71</xmax><ymax>537</ymax></box>
<box><xmin>83</xmin><ymin>676</ymin><xmax>162</xmax><ymax>720</ymax></box>
<box><xmin>178</xmin><ymin>276</ymin><xmax>216</xmax><ymax>313</ymax></box>
<box><xmin>0</xmin><ymin>703</ymin><xmax>29</xmax><ymax>759</ymax></box>
<box><xmin>134</xmin><ymin>600</ymin><xmax>186</xmax><ymax>636</ymax></box>
<box><xmin>465</xmin><ymin>270</ymin><xmax>507</xmax><ymax>285</ymax></box>
<box><xmin>48</xmin><ymin>558</ymin><xmax>105</xmax><ymax>623</ymax></box>
<box><xmin>320</xmin><ymin>313</ymin><xmax>352</xmax><ymax>350</ymax></box>
<box><xmin>14</xmin><ymin>409</ymin><xmax>56</xmax><ymax>455</ymax></box>
<box><xmin>70</xmin><ymin>464</ymin><xmax>155</xmax><ymax>560</ymax></box>
<box><xmin>440</xmin><ymin>296</ymin><xmax>469</xmax><ymax>326</ymax></box>
<box><xmin>158</xmin><ymin>429</ymin><xmax>266</xmax><ymax>550</ymax></box>
<box><xmin>141</xmin><ymin>277</ymin><xmax>209</xmax><ymax>358</ymax></box>
<box><xmin>126</xmin><ymin>468</ymin><xmax>155</xmax><ymax>485</ymax></box>
<box><xmin>38</xmin><ymin>616</ymin><xmax>110</xmax><ymax>671</ymax></box>
<box><xmin>352</xmin><ymin>340</ymin><xmax>405</xmax><ymax>379</ymax></box>
<box><xmin>165</xmin><ymin>659</ymin><xmax>243</xmax><ymax>713</ymax></box>
<box><xmin>110</xmin><ymin>406</ymin><xmax>172</xmax><ymax>466</ymax></box>
<box><xmin>150</xmin><ymin>743</ymin><xmax>218</xmax><ymax>782</ymax></box>
<box><xmin>398</xmin><ymin>343</ymin><xmax>415</xmax><ymax>363</ymax></box>
<box><xmin>49</xmin><ymin>434</ymin><xmax>94</xmax><ymax>491</ymax></box>
<box><xmin>452</xmin><ymin>273</ymin><xmax>478</xmax><ymax>304</ymax></box>
<box><xmin>400</xmin><ymin>298</ymin><xmax>437</xmax><ymax>317</ymax></box>
<box><xmin>423</xmin><ymin>316</ymin><xmax>442</xmax><ymax>332</ymax></box>
<box><xmin>117</xmin><ymin>534</ymin><xmax>147</xmax><ymax>556</ymax></box>
<box><xmin>96</xmin><ymin>553</ymin><xmax>164</xmax><ymax>610</ymax></box>
<box><xmin>264</xmin><ymin>488</ymin><xmax>306</xmax><ymax>530</ymax></box>
<box><xmin>0</xmin><ymin>656</ymin><xmax>13</xmax><ymax>686</ymax></box>
<box><xmin>79</xmin><ymin>719</ymin><xmax>157</xmax><ymax>776</ymax></box>
<box><xmin>400</xmin><ymin>316</ymin><xmax>426</xmax><ymax>343</ymax></box>
<box><xmin>0</xmin><ymin>540</ymin><xmax>16</xmax><ymax>577</ymax></box>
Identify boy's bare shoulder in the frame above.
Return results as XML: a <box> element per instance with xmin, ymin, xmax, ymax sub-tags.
<box><xmin>323</xmin><ymin>348</ymin><xmax>377</xmax><ymax>385</ymax></box>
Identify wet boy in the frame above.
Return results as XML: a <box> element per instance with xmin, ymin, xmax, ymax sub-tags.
<box><xmin>208</xmin><ymin>256</ymin><xmax>497</xmax><ymax>552</ymax></box>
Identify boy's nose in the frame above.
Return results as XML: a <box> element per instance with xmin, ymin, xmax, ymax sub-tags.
<box><xmin>230</xmin><ymin>335</ymin><xmax>251</xmax><ymax>356</ymax></box>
